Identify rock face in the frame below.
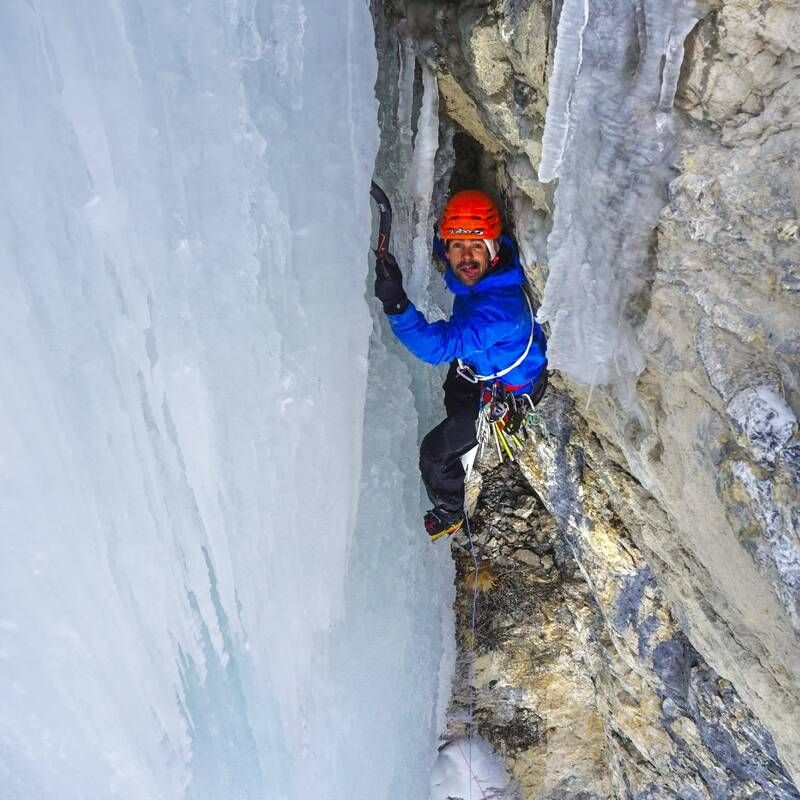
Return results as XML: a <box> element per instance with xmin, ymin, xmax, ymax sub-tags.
<box><xmin>448</xmin><ymin>456</ymin><xmax>799</xmax><ymax>797</ymax></box>
<box><xmin>374</xmin><ymin>0</ymin><xmax>799</xmax><ymax>795</ymax></box>
<box><xmin>448</xmin><ymin>463</ymin><xmax>612</xmax><ymax>797</ymax></box>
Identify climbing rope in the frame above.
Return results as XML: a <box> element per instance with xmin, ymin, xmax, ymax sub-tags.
<box><xmin>455</xmin><ymin>735</ymin><xmax>491</xmax><ymax>800</ymax></box>
<box><xmin>454</xmin><ymin>380</ymin><xmax>548</xmax><ymax>798</ymax></box>
<box><xmin>462</xmin><ymin>508</ymin><xmax>482</xmax><ymax>800</ymax></box>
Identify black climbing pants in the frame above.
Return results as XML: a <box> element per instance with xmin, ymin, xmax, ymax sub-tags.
<box><xmin>419</xmin><ymin>362</ymin><xmax>481</xmax><ymax>515</ymax></box>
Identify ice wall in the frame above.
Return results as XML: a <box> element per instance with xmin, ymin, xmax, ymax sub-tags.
<box><xmin>0</xmin><ymin>2</ymin><xmax>452</xmax><ymax>798</ymax></box>
<box><xmin>537</xmin><ymin>0</ymin><xmax>700</xmax><ymax>386</ymax></box>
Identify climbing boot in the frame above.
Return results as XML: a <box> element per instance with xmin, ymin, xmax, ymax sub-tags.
<box><xmin>424</xmin><ymin>508</ymin><xmax>464</xmax><ymax>542</ymax></box>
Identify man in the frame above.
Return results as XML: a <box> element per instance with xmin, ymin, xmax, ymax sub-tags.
<box><xmin>374</xmin><ymin>189</ymin><xmax>548</xmax><ymax>540</ymax></box>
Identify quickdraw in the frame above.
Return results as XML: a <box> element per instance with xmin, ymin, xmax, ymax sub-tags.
<box><xmin>461</xmin><ymin>369</ymin><xmax>549</xmax><ymax>480</ymax></box>
<box><xmin>475</xmin><ymin>384</ymin><xmax>546</xmax><ymax>466</ymax></box>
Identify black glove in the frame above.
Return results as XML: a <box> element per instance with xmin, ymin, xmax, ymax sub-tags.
<box><xmin>374</xmin><ymin>252</ymin><xmax>408</xmax><ymax>315</ymax></box>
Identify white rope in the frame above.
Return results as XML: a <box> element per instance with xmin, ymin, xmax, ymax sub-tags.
<box><xmin>457</xmin><ymin>291</ymin><xmax>536</xmax><ymax>383</ymax></box>
<box><xmin>463</xmin><ymin>507</ymin><xmax>480</xmax><ymax>800</ymax></box>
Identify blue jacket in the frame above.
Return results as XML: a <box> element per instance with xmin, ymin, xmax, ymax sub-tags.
<box><xmin>388</xmin><ymin>236</ymin><xmax>547</xmax><ymax>392</ymax></box>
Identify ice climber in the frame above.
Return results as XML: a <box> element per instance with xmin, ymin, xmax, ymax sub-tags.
<box><xmin>374</xmin><ymin>189</ymin><xmax>548</xmax><ymax>541</ymax></box>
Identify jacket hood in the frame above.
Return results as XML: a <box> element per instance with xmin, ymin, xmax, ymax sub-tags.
<box><xmin>443</xmin><ymin>235</ymin><xmax>525</xmax><ymax>296</ymax></box>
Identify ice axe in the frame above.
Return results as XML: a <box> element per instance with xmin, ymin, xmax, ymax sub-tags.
<box><xmin>369</xmin><ymin>181</ymin><xmax>393</xmax><ymax>270</ymax></box>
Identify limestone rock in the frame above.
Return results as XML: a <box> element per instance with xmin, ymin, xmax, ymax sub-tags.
<box><xmin>376</xmin><ymin>0</ymin><xmax>800</xmax><ymax>793</ymax></box>
<box><xmin>447</xmin><ymin>457</ymin><xmax>799</xmax><ymax>797</ymax></box>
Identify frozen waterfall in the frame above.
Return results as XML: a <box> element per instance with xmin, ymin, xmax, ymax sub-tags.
<box><xmin>0</xmin><ymin>2</ymin><xmax>454</xmax><ymax>798</ymax></box>
<box><xmin>537</xmin><ymin>0</ymin><xmax>700</xmax><ymax>386</ymax></box>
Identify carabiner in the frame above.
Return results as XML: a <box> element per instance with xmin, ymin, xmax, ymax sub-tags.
<box><xmin>456</xmin><ymin>361</ymin><xmax>479</xmax><ymax>384</ymax></box>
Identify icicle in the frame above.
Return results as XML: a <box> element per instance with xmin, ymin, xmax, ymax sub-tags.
<box><xmin>537</xmin><ymin>0</ymin><xmax>700</xmax><ymax>387</ymax></box>
<box><xmin>397</xmin><ymin>35</ymin><xmax>416</xmax><ymax>156</ymax></box>
<box><xmin>538</xmin><ymin>0</ymin><xmax>590</xmax><ymax>183</ymax></box>
<box><xmin>407</xmin><ymin>62</ymin><xmax>440</xmax><ymax>306</ymax></box>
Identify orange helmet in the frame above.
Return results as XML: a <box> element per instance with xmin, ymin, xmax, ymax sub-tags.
<box><xmin>439</xmin><ymin>190</ymin><xmax>502</xmax><ymax>240</ymax></box>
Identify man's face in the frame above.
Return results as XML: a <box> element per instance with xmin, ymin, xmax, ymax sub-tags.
<box><xmin>447</xmin><ymin>239</ymin><xmax>493</xmax><ymax>286</ymax></box>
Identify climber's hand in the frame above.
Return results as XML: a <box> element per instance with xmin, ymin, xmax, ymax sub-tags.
<box><xmin>374</xmin><ymin>252</ymin><xmax>408</xmax><ymax>315</ymax></box>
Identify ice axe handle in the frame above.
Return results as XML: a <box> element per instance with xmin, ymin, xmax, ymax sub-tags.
<box><xmin>369</xmin><ymin>181</ymin><xmax>392</xmax><ymax>260</ymax></box>
<box><xmin>374</xmin><ymin>233</ymin><xmax>388</xmax><ymax>260</ymax></box>
<box><xmin>374</xmin><ymin>253</ymin><xmax>392</xmax><ymax>280</ymax></box>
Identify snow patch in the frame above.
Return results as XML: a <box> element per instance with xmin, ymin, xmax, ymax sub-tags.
<box><xmin>430</xmin><ymin>737</ymin><xmax>512</xmax><ymax>800</ymax></box>
<box><xmin>732</xmin><ymin>461</ymin><xmax>800</xmax><ymax>631</ymax></box>
<box><xmin>727</xmin><ymin>385</ymin><xmax>797</xmax><ymax>464</ymax></box>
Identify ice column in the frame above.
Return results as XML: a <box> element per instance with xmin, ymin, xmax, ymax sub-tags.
<box><xmin>0</xmin><ymin>2</ymin><xmax>451</xmax><ymax>799</ymax></box>
<box><xmin>537</xmin><ymin>0</ymin><xmax>700</xmax><ymax>386</ymax></box>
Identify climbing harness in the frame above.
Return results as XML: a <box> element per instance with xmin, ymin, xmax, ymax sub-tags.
<box><xmin>456</xmin><ymin>290</ymin><xmax>536</xmax><ymax>384</ymax></box>
<box><xmin>458</xmin><ymin>285</ymin><xmax>546</xmax><ymax>481</ymax></box>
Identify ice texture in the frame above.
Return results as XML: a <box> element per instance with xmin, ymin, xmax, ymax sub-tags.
<box><xmin>537</xmin><ymin>0</ymin><xmax>700</xmax><ymax>386</ymax></box>
<box><xmin>0</xmin><ymin>2</ymin><xmax>453</xmax><ymax>798</ymax></box>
